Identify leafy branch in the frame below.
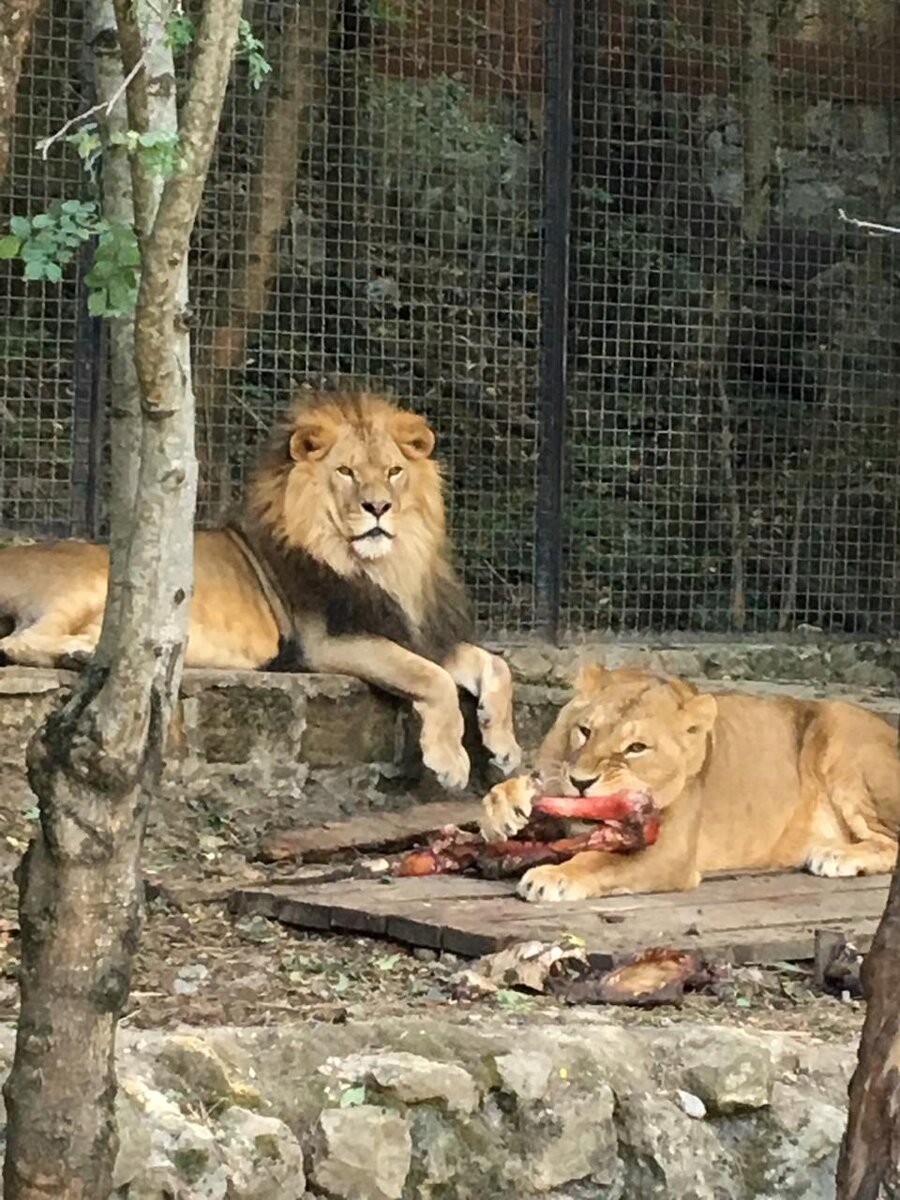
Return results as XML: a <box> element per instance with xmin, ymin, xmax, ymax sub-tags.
<box><xmin>1</xmin><ymin>13</ymin><xmax>270</xmax><ymax>323</ymax></box>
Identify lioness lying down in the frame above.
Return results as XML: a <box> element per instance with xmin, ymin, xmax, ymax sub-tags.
<box><xmin>0</xmin><ymin>392</ymin><xmax>521</xmax><ymax>791</ymax></box>
<box><xmin>481</xmin><ymin>664</ymin><xmax>900</xmax><ymax>903</ymax></box>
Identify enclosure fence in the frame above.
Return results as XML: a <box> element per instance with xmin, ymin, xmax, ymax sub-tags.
<box><xmin>2</xmin><ymin>0</ymin><xmax>899</xmax><ymax>641</ymax></box>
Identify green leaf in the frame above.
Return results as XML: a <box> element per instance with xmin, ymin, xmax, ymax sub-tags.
<box><xmin>23</xmin><ymin>260</ymin><xmax>46</xmax><ymax>281</ymax></box>
<box><xmin>87</xmin><ymin>289</ymin><xmax>109</xmax><ymax>317</ymax></box>
<box><xmin>338</xmin><ymin>1086</ymin><xmax>366</xmax><ymax>1108</ymax></box>
<box><xmin>30</xmin><ymin>213</ymin><xmax>52</xmax><ymax>229</ymax></box>
<box><xmin>44</xmin><ymin>261</ymin><xmax>63</xmax><ymax>283</ymax></box>
<box><xmin>165</xmin><ymin>12</ymin><xmax>195</xmax><ymax>51</ymax></box>
<box><xmin>9</xmin><ymin>216</ymin><xmax>31</xmax><ymax>238</ymax></box>
<box><xmin>0</xmin><ymin>235</ymin><xmax>21</xmax><ymax>258</ymax></box>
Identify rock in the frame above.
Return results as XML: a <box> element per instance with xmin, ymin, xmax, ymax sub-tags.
<box><xmin>682</xmin><ymin>1040</ymin><xmax>775</xmax><ymax>1115</ymax></box>
<box><xmin>493</xmin><ymin>1049</ymin><xmax>553</xmax><ymax>1103</ymax></box>
<box><xmin>528</xmin><ymin>1086</ymin><xmax>619</xmax><ymax>1192</ymax></box>
<box><xmin>759</xmin><ymin>1083</ymin><xmax>846</xmax><ymax>1199</ymax></box>
<box><xmin>157</xmin><ymin>1034</ymin><xmax>262</xmax><ymax>1110</ymax></box>
<box><xmin>112</xmin><ymin>1082</ymin><xmax>154</xmax><ymax>1191</ymax></box>
<box><xmin>217</xmin><ymin>1106</ymin><xmax>306</xmax><ymax>1200</ymax></box>
<box><xmin>112</xmin><ymin>1076</ymin><xmax>228</xmax><ymax>1198</ymax></box>
<box><xmin>616</xmin><ymin>1091</ymin><xmax>739</xmax><ymax>1199</ymax></box>
<box><xmin>321</xmin><ymin>1050</ymin><xmax>479</xmax><ymax>1113</ymax></box>
<box><xmin>310</xmin><ymin>1106</ymin><xmax>412</xmax><ymax>1200</ymax></box>
<box><xmin>676</xmin><ymin>1089</ymin><xmax>707</xmax><ymax>1120</ymax></box>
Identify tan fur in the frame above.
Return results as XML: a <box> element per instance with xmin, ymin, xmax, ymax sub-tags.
<box><xmin>0</xmin><ymin>391</ymin><xmax>521</xmax><ymax>791</ymax></box>
<box><xmin>481</xmin><ymin>664</ymin><xmax>900</xmax><ymax>902</ymax></box>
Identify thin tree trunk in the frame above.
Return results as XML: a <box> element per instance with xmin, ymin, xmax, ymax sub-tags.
<box><xmin>1</xmin><ymin>2</ymin><xmax>241</xmax><ymax>1196</ymax></box>
<box><xmin>196</xmin><ymin>0</ymin><xmax>334</xmax><ymax>516</ymax></box>
<box><xmin>837</xmin><ymin>852</ymin><xmax>900</xmax><ymax>1199</ymax></box>
<box><xmin>740</xmin><ymin>0</ymin><xmax>776</xmax><ymax>244</ymax></box>
<box><xmin>88</xmin><ymin>0</ymin><xmax>187</xmax><ymax>634</ymax></box>
<box><xmin>0</xmin><ymin>0</ymin><xmax>43</xmax><ymax>187</ymax></box>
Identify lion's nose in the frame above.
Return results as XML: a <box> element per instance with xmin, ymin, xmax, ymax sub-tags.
<box><xmin>362</xmin><ymin>499</ymin><xmax>392</xmax><ymax>518</ymax></box>
<box><xmin>570</xmin><ymin>774</ymin><xmax>599</xmax><ymax>796</ymax></box>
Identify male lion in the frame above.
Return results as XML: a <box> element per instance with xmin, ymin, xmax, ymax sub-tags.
<box><xmin>0</xmin><ymin>392</ymin><xmax>521</xmax><ymax>791</ymax></box>
<box><xmin>481</xmin><ymin>663</ymin><xmax>900</xmax><ymax>902</ymax></box>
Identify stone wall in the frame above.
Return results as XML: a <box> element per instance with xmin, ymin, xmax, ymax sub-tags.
<box><xmin>1</xmin><ymin>645</ymin><xmax>896</xmax><ymax>850</ymax></box>
<box><xmin>0</xmin><ymin>1014</ymin><xmax>855</xmax><ymax>1199</ymax></box>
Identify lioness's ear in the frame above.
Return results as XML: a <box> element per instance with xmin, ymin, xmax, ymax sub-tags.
<box><xmin>573</xmin><ymin>662</ymin><xmax>608</xmax><ymax>696</ymax></box>
<box><xmin>391</xmin><ymin>411</ymin><xmax>435</xmax><ymax>460</ymax></box>
<box><xmin>682</xmin><ymin>692</ymin><xmax>717</xmax><ymax>735</ymax></box>
<box><xmin>289</xmin><ymin>416</ymin><xmax>337</xmax><ymax>461</ymax></box>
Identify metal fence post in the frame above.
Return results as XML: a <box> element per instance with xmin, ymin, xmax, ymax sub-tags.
<box><xmin>535</xmin><ymin>0</ymin><xmax>574</xmax><ymax>642</ymax></box>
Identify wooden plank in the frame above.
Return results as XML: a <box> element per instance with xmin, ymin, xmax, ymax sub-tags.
<box><xmin>229</xmin><ymin>870</ymin><xmax>891</xmax><ymax>968</ymax></box>
<box><xmin>256</xmin><ymin>800</ymin><xmax>481</xmax><ymax>863</ymax></box>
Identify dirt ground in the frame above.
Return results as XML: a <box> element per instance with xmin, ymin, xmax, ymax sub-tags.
<box><xmin>0</xmin><ymin>797</ymin><xmax>868</xmax><ymax>1041</ymax></box>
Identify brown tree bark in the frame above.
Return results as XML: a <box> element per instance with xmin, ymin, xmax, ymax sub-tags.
<box><xmin>1</xmin><ymin>1</ymin><xmax>242</xmax><ymax>1196</ymax></box>
<box><xmin>0</xmin><ymin>0</ymin><xmax>43</xmax><ymax>186</ymax></box>
<box><xmin>196</xmin><ymin>0</ymin><xmax>335</xmax><ymax>515</ymax></box>
<box><xmin>837</xmin><ymin>852</ymin><xmax>900</xmax><ymax>1199</ymax></box>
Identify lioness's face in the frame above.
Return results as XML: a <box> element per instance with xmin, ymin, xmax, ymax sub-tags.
<box><xmin>552</xmin><ymin>665</ymin><xmax>718</xmax><ymax>808</ymax></box>
<box><xmin>285</xmin><ymin>402</ymin><xmax>438</xmax><ymax>564</ymax></box>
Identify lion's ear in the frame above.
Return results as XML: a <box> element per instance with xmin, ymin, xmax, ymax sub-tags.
<box><xmin>289</xmin><ymin>416</ymin><xmax>337</xmax><ymax>461</ymax></box>
<box><xmin>573</xmin><ymin>662</ymin><xmax>608</xmax><ymax>696</ymax></box>
<box><xmin>391</xmin><ymin>411</ymin><xmax>435</xmax><ymax>460</ymax></box>
<box><xmin>682</xmin><ymin>692</ymin><xmax>717</xmax><ymax>736</ymax></box>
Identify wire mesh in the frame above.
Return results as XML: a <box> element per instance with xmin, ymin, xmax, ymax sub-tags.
<box><xmin>563</xmin><ymin>0</ymin><xmax>900</xmax><ymax>636</ymax></box>
<box><xmin>1</xmin><ymin>0</ymin><xmax>898</xmax><ymax>639</ymax></box>
<box><xmin>0</xmin><ymin>4</ymin><xmax>94</xmax><ymax>537</ymax></box>
<box><xmin>190</xmin><ymin>0</ymin><xmax>545</xmax><ymax>636</ymax></box>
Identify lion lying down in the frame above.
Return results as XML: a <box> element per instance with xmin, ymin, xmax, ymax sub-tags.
<box><xmin>481</xmin><ymin>664</ymin><xmax>900</xmax><ymax>903</ymax></box>
<box><xmin>0</xmin><ymin>392</ymin><xmax>521</xmax><ymax>792</ymax></box>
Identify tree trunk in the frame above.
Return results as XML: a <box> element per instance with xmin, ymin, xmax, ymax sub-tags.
<box><xmin>196</xmin><ymin>0</ymin><xmax>335</xmax><ymax>516</ymax></box>
<box><xmin>88</xmin><ymin>0</ymin><xmax>187</xmax><ymax>632</ymax></box>
<box><xmin>836</xmin><ymin>853</ymin><xmax>900</xmax><ymax>1199</ymax></box>
<box><xmin>1</xmin><ymin>2</ymin><xmax>242</xmax><ymax>1196</ymax></box>
<box><xmin>0</xmin><ymin>0</ymin><xmax>44</xmax><ymax>186</ymax></box>
<box><xmin>740</xmin><ymin>0</ymin><xmax>776</xmax><ymax>244</ymax></box>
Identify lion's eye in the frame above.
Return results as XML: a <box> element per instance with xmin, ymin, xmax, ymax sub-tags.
<box><xmin>624</xmin><ymin>741</ymin><xmax>648</xmax><ymax>755</ymax></box>
<box><xmin>578</xmin><ymin>725</ymin><xmax>591</xmax><ymax>740</ymax></box>
<box><xmin>336</xmin><ymin>466</ymin><xmax>354</xmax><ymax>478</ymax></box>
<box><xmin>387</xmin><ymin>466</ymin><xmax>403</xmax><ymax>478</ymax></box>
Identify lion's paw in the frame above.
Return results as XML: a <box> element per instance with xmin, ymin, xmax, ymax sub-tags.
<box><xmin>517</xmin><ymin>862</ymin><xmax>598</xmax><ymax>903</ymax></box>
<box><xmin>482</xmin><ymin>727</ymin><xmax>522</xmax><ymax>776</ymax></box>
<box><xmin>422</xmin><ymin>740</ymin><xmax>470</xmax><ymax>792</ymax></box>
<box><xmin>480</xmin><ymin>775</ymin><xmax>537</xmax><ymax>842</ymax></box>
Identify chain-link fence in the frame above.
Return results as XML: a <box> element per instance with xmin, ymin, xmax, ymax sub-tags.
<box><xmin>2</xmin><ymin>0</ymin><xmax>899</xmax><ymax>641</ymax></box>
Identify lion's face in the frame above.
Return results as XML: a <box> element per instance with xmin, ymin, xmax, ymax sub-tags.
<box><xmin>254</xmin><ymin>394</ymin><xmax>444</xmax><ymax>577</ymax></box>
<box><xmin>548</xmin><ymin>665</ymin><xmax>719</xmax><ymax>808</ymax></box>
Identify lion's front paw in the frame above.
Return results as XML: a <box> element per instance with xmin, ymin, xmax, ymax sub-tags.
<box><xmin>480</xmin><ymin>775</ymin><xmax>538</xmax><ymax>842</ymax></box>
<box><xmin>421</xmin><ymin>739</ymin><xmax>470</xmax><ymax>792</ymax></box>
<box><xmin>480</xmin><ymin>719</ymin><xmax>522</xmax><ymax>776</ymax></box>
<box><xmin>517</xmin><ymin>861</ymin><xmax>600</xmax><ymax>903</ymax></box>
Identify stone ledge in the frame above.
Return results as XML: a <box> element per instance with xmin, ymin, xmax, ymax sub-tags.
<box><xmin>0</xmin><ymin>1015</ymin><xmax>854</xmax><ymax>1199</ymax></box>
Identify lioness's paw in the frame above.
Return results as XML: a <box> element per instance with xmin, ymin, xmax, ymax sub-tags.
<box><xmin>806</xmin><ymin>844</ymin><xmax>895</xmax><ymax>878</ymax></box>
<box><xmin>480</xmin><ymin>775</ymin><xmax>537</xmax><ymax>842</ymax></box>
<box><xmin>422</xmin><ymin>741</ymin><xmax>470</xmax><ymax>792</ymax></box>
<box><xmin>517</xmin><ymin>862</ymin><xmax>598</xmax><ymax>903</ymax></box>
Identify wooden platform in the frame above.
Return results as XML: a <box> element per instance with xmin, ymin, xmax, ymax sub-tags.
<box><xmin>229</xmin><ymin>869</ymin><xmax>892</xmax><ymax>967</ymax></box>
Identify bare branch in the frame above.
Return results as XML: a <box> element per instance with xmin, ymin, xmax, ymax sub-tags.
<box><xmin>837</xmin><ymin>208</ymin><xmax>900</xmax><ymax>237</ymax></box>
<box><xmin>35</xmin><ymin>49</ymin><xmax>149</xmax><ymax>159</ymax></box>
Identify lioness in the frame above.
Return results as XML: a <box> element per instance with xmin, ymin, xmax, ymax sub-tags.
<box><xmin>0</xmin><ymin>392</ymin><xmax>521</xmax><ymax>791</ymax></box>
<box><xmin>481</xmin><ymin>664</ymin><xmax>900</xmax><ymax>902</ymax></box>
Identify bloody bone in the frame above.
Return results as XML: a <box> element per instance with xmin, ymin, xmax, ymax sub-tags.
<box><xmin>533</xmin><ymin>791</ymin><xmax>652</xmax><ymax>821</ymax></box>
<box><xmin>395</xmin><ymin>790</ymin><xmax>659</xmax><ymax>879</ymax></box>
